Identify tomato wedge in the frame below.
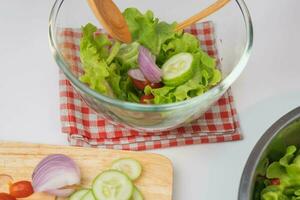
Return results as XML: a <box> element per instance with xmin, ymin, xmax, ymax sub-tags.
<box><xmin>140</xmin><ymin>94</ymin><xmax>154</xmax><ymax>104</ymax></box>
<box><xmin>150</xmin><ymin>82</ymin><xmax>163</xmax><ymax>89</ymax></box>
<box><xmin>9</xmin><ymin>181</ymin><xmax>34</xmax><ymax>198</ymax></box>
<box><xmin>132</xmin><ymin>79</ymin><xmax>163</xmax><ymax>90</ymax></box>
<box><xmin>0</xmin><ymin>193</ymin><xmax>16</xmax><ymax>200</ymax></box>
<box><xmin>131</xmin><ymin>78</ymin><xmax>150</xmax><ymax>90</ymax></box>
<box><xmin>270</xmin><ymin>178</ymin><xmax>280</xmax><ymax>185</ymax></box>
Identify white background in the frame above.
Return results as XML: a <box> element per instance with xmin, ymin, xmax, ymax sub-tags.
<box><xmin>1</xmin><ymin>1</ymin><xmax>300</xmax><ymax>199</ymax></box>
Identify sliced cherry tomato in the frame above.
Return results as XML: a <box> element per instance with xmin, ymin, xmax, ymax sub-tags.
<box><xmin>270</xmin><ymin>178</ymin><xmax>280</xmax><ymax>185</ymax></box>
<box><xmin>150</xmin><ymin>82</ymin><xmax>163</xmax><ymax>89</ymax></box>
<box><xmin>9</xmin><ymin>181</ymin><xmax>34</xmax><ymax>198</ymax></box>
<box><xmin>140</xmin><ymin>94</ymin><xmax>154</xmax><ymax>104</ymax></box>
<box><xmin>0</xmin><ymin>193</ymin><xmax>16</xmax><ymax>200</ymax></box>
<box><xmin>131</xmin><ymin>78</ymin><xmax>150</xmax><ymax>90</ymax></box>
<box><xmin>130</xmin><ymin>77</ymin><xmax>163</xmax><ymax>90</ymax></box>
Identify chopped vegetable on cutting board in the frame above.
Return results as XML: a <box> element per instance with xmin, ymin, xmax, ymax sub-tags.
<box><xmin>69</xmin><ymin>158</ymin><xmax>144</xmax><ymax>200</ymax></box>
<box><xmin>0</xmin><ymin>141</ymin><xmax>173</xmax><ymax>200</ymax></box>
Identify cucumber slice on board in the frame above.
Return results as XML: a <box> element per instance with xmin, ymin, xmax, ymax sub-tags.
<box><xmin>92</xmin><ymin>170</ymin><xmax>133</xmax><ymax>200</ymax></box>
<box><xmin>81</xmin><ymin>190</ymin><xmax>96</xmax><ymax>200</ymax></box>
<box><xmin>111</xmin><ymin>158</ymin><xmax>142</xmax><ymax>181</ymax></box>
<box><xmin>162</xmin><ymin>53</ymin><xmax>195</xmax><ymax>86</ymax></box>
<box><xmin>131</xmin><ymin>187</ymin><xmax>144</xmax><ymax>200</ymax></box>
<box><xmin>69</xmin><ymin>189</ymin><xmax>89</xmax><ymax>200</ymax></box>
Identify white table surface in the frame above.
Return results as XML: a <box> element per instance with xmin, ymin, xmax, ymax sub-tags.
<box><xmin>1</xmin><ymin>1</ymin><xmax>300</xmax><ymax>199</ymax></box>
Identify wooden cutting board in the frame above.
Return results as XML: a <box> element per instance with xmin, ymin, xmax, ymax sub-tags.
<box><xmin>0</xmin><ymin>141</ymin><xmax>173</xmax><ymax>200</ymax></box>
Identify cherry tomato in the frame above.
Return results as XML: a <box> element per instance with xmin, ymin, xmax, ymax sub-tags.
<box><xmin>130</xmin><ymin>77</ymin><xmax>163</xmax><ymax>90</ymax></box>
<box><xmin>0</xmin><ymin>193</ymin><xmax>16</xmax><ymax>200</ymax></box>
<box><xmin>140</xmin><ymin>94</ymin><xmax>154</xmax><ymax>104</ymax></box>
<box><xmin>9</xmin><ymin>181</ymin><xmax>34</xmax><ymax>198</ymax></box>
<box><xmin>270</xmin><ymin>178</ymin><xmax>280</xmax><ymax>185</ymax></box>
<box><xmin>150</xmin><ymin>82</ymin><xmax>163</xmax><ymax>89</ymax></box>
<box><xmin>131</xmin><ymin>78</ymin><xmax>150</xmax><ymax>90</ymax></box>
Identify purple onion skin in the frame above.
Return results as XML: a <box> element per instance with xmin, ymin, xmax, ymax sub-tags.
<box><xmin>138</xmin><ymin>46</ymin><xmax>162</xmax><ymax>83</ymax></box>
<box><xmin>32</xmin><ymin>154</ymin><xmax>80</xmax><ymax>197</ymax></box>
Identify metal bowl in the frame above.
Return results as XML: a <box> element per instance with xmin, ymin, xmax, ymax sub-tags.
<box><xmin>238</xmin><ymin>107</ymin><xmax>300</xmax><ymax>200</ymax></box>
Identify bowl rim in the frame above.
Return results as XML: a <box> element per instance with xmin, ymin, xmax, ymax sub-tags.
<box><xmin>238</xmin><ymin>107</ymin><xmax>300</xmax><ymax>200</ymax></box>
<box><xmin>48</xmin><ymin>0</ymin><xmax>253</xmax><ymax>112</ymax></box>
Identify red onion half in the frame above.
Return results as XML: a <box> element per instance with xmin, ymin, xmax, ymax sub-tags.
<box><xmin>138</xmin><ymin>46</ymin><xmax>162</xmax><ymax>83</ymax></box>
<box><xmin>32</xmin><ymin>154</ymin><xmax>80</xmax><ymax>197</ymax></box>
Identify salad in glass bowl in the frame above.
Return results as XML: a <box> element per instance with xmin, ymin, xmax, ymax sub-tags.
<box><xmin>49</xmin><ymin>0</ymin><xmax>253</xmax><ymax>131</ymax></box>
<box><xmin>79</xmin><ymin>8</ymin><xmax>221</xmax><ymax>105</ymax></box>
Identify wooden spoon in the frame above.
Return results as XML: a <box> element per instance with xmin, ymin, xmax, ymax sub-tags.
<box><xmin>175</xmin><ymin>0</ymin><xmax>231</xmax><ymax>31</ymax></box>
<box><xmin>87</xmin><ymin>0</ymin><xmax>132</xmax><ymax>43</ymax></box>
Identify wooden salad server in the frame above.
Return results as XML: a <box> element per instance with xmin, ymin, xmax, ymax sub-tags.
<box><xmin>87</xmin><ymin>0</ymin><xmax>132</xmax><ymax>43</ymax></box>
<box><xmin>87</xmin><ymin>0</ymin><xmax>230</xmax><ymax>42</ymax></box>
<box><xmin>175</xmin><ymin>0</ymin><xmax>231</xmax><ymax>31</ymax></box>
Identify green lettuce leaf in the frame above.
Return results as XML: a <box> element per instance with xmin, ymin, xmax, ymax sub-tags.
<box><xmin>286</xmin><ymin>163</ymin><xmax>300</xmax><ymax>180</ymax></box>
<box><xmin>280</xmin><ymin>145</ymin><xmax>297</xmax><ymax>167</ymax></box>
<box><xmin>173</xmin><ymin>79</ymin><xmax>205</xmax><ymax>101</ymax></box>
<box><xmin>106</xmin><ymin>62</ymin><xmax>140</xmax><ymax>102</ymax></box>
<box><xmin>144</xmin><ymin>85</ymin><xmax>175</xmax><ymax>104</ymax></box>
<box><xmin>79</xmin><ymin>59</ymin><xmax>111</xmax><ymax>95</ymax></box>
<box><xmin>79</xmin><ymin>23</ymin><xmax>140</xmax><ymax>101</ymax></box>
<box><xmin>123</xmin><ymin>8</ymin><xmax>176</xmax><ymax>55</ymax></box>
<box><xmin>79</xmin><ymin>23</ymin><xmax>112</xmax><ymax>95</ymax></box>
<box><xmin>115</xmin><ymin>41</ymin><xmax>140</xmax><ymax>71</ymax></box>
<box><xmin>106</xmin><ymin>41</ymin><xmax>121</xmax><ymax>65</ymax></box>
<box><xmin>266</xmin><ymin>162</ymin><xmax>286</xmax><ymax>179</ymax></box>
<box><xmin>160</xmin><ymin>32</ymin><xmax>200</xmax><ymax>62</ymax></box>
<box><xmin>106</xmin><ymin>63</ymin><xmax>123</xmax><ymax>99</ymax></box>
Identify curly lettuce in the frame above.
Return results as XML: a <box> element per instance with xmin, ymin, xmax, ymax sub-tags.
<box><xmin>79</xmin><ymin>23</ymin><xmax>139</xmax><ymax>102</ymax></box>
<box><xmin>79</xmin><ymin>23</ymin><xmax>112</xmax><ymax>95</ymax></box>
<box><xmin>123</xmin><ymin>8</ymin><xmax>176</xmax><ymax>56</ymax></box>
<box><xmin>258</xmin><ymin>145</ymin><xmax>300</xmax><ymax>200</ymax></box>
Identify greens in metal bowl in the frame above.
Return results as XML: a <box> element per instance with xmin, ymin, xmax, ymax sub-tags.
<box><xmin>79</xmin><ymin>7</ymin><xmax>221</xmax><ymax>105</ymax></box>
<box><xmin>255</xmin><ymin>145</ymin><xmax>300</xmax><ymax>200</ymax></box>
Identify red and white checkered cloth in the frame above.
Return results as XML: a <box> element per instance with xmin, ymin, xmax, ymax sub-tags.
<box><xmin>58</xmin><ymin>21</ymin><xmax>242</xmax><ymax>151</ymax></box>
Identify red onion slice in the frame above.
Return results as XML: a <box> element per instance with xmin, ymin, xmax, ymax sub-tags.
<box><xmin>128</xmin><ymin>68</ymin><xmax>146</xmax><ymax>81</ymax></box>
<box><xmin>138</xmin><ymin>46</ymin><xmax>162</xmax><ymax>83</ymax></box>
<box><xmin>32</xmin><ymin>154</ymin><xmax>80</xmax><ymax>197</ymax></box>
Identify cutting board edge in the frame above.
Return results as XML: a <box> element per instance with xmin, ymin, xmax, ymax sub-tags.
<box><xmin>0</xmin><ymin>141</ymin><xmax>173</xmax><ymax>163</ymax></box>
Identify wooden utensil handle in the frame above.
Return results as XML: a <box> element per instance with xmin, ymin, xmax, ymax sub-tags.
<box><xmin>175</xmin><ymin>0</ymin><xmax>231</xmax><ymax>31</ymax></box>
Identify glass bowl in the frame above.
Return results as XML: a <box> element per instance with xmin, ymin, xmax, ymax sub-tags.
<box><xmin>49</xmin><ymin>0</ymin><xmax>253</xmax><ymax>131</ymax></box>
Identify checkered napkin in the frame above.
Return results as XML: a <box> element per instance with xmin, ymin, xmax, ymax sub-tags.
<box><xmin>58</xmin><ymin>21</ymin><xmax>242</xmax><ymax>151</ymax></box>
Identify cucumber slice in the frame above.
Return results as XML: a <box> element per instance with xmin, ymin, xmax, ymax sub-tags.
<box><xmin>69</xmin><ymin>189</ymin><xmax>89</xmax><ymax>200</ymax></box>
<box><xmin>81</xmin><ymin>190</ymin><xmax>96</xmax><ymax>200</ymax></box>
<box><xmin>111</xmin><ymin>158</ymin><xmax>142</xmax><ymax>181</ymax></box>
<box><xmin>92</xmin><ymin>170</ymin><xmax>133</xmax><ymax>200</ymax></box>
<box><xmin>162</xmin><ymin>53</ymin><xmax>195</xmax><ymax>86</ymax></box>
<box><xmin>131</xmin><ymin>187</ymin><xmax>144</xmax><ymax>200</ymax></box>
